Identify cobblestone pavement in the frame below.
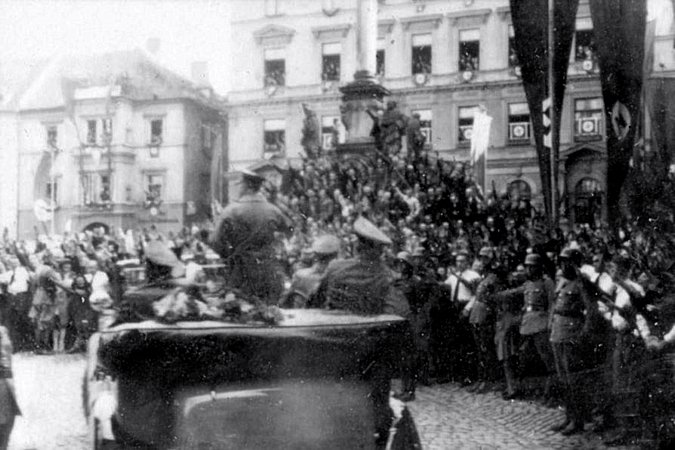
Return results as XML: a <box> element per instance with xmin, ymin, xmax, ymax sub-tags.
<box><xmin>8</xmin><ymin>354</ymin><xmax>638</xmax><ymax>449</ymax></box>
<box><xmin>407</xmin><ymin>383</ymin><xmax>638</xmax><ymax>450</ymax></box>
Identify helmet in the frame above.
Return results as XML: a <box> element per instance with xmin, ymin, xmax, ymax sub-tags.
<box><xmin>524</xmin><ymin>254</ymin><xmax>542</xmax><ymax>266</ymax></box>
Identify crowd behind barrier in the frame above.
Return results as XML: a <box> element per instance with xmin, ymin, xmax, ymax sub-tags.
<box><xmin>0</xmin><ymin>146</ymin><xmax>674</xmax><ymax>447</ymax></box>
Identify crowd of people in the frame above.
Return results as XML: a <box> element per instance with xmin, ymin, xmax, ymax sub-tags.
<box><xmin>268</xmin><ymin>145</ymin><xmax>675</xmax><ymax>447</ymax></box>
<box><xmin>0</xmin><ymin>224</ymin><xmax>214</xmax><ymax>355</ymax></box>
<box><xmin>1</xmin><ymin>136</ymin><xmax>675</xmax><ymax>447</ymax></box>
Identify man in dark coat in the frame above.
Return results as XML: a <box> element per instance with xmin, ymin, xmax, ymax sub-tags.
<box><xmin>310</xmin><ymin>216</ymin><xmax>410</xmax><ymax>449</ymax></box>
<box><xmin>211</xmin><ymin>168</ymin><xmax>291</xmax><ymax>304</ymax></box>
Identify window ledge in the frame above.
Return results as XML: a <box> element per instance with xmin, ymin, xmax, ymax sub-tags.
<box><xmin>507</xmin><ymin>139</ymin><xmax>532</xmax><ymax>146</ymax></box>
<box><xmin>447</xmin><ymin>9</ymin><xmax>492</xmax><ymax>26</ymax></box>
<box><xmin>574</xmin><ymin>135</ymin><xmax>603</xmax><ymax>143</ymax></box>
<box><xmin>401</xmin><ymin>14</ymin><xmax>443</xmax><ymax>31</ymax></box>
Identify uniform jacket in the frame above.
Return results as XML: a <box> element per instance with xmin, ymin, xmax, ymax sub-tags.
<box><xmin>469</xmin><ymin>273</ymin><xmax>500</xmax><ymax>325</ymax></box>
<box><xmin>550</xmin><ymin>277</ymin><xmax>593</xmax><ymax>344</ymax></box>
<box><xmin>211</xmin><ymin>193</ymin><xmax>291</xmax><ymax>302</ymax></box>
<box><xmin>312</xmin><ymin>257</ymin><xmax>410</xmax><ymax>317</ymax></box>
<box><xmin>497</xmin><ymin>278</ymin><xmax>556</xmax><ymax>335</ymax></box>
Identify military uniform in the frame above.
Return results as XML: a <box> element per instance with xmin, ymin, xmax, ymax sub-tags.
<box><xmin>469</xmin><ymin>271</ymin><xmax>501</xmax><ymax>390</ymax></box>
<box><xmin>550</xmin><ymin>275</ymin><xmax>593</xmax><ymax>433</ymax></box>
<box><xmin>310</xmin><ymin>217</ymin><xmax>411</xmax><ymax>448</ymax></box>
<box><xmin>211</xmin><ymin>191</ymin><xmax>290</xmax><ymax>304</ymax></box>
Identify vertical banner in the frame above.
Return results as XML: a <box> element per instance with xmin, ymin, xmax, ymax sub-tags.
<box><xmin>589</xmin><ymin>0</ymin><xmax>646</xmax><ymax>226</ymax></box>
<box><xmin>471</xmin><ymin>108</ymin><xmax>492</xmax><ymax>193</ymax></box>
<box><xmin>510</xmin><ymin>0</ymin><xmax>579</xmax><ymax>221</ymax></box>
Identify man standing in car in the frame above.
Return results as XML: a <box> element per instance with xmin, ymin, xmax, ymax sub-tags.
<box><xmin>211</xmin><ymin>168</ymin><xmax>292</xmax><ymax>304</ymax></box>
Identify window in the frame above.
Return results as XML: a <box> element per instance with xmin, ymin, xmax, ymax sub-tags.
<box><xmin>145</xmin><ymin>174</ymin><xmax>164</xmax><ymax>205</ymax></box>
<box><xmin>82</xmin><ymin>173</ymin><xmax>112</xmax><ymax>205</ymax></box>
<box><xmin>458</xmin><ymin>106</ymin><xmax>478</xmax><ymax>145</ymax></box>
<box><xmin>264</xmin><ymin>48</ymin><xmax>285</xmax><ymax>86</ymax></box>
<box><xmin>86</xmin><ymin>120</ymin><xmax>97</xmax><ymax>145</ymax></box>
<box><xmin>376</xmin><ymin>39</ymin><xmax>385</xmax><ymax>77</ymax></box>
<box><xmin>264</xmin><ymin>119</ymin><xmax>285</xmax><ymax>155</ymax></box>
<box><xmin>322</xmin><ymin>43</ymin><xmax>341</xmax><ymax>82</ymax></box>
<box><xmin>321</xmin><ymin>116</ymin><xmax>339</xmax><ymax>150</ymax></box>
<box><xmin>575</xmin><ymin>28</ymin><xmax>596</xmax><ymax>61</ymax></box>
<box><xmin>412</xmin><ymin>109</ymin><xmax>432</xmax><ymax>146</ymax></box>
<box><xmin>411</xmin><ymin>33</ymin><xmax>432</xmax><ymax>75</ymax></box>
<box><xmin>46</xmin><ymin>125</ymin><xmax>58</xmax><ymax>148</ymax></box>
<box><xmin>101</xmin><ymin>118</ymin><xmax>113</xmax><ymax>145</ymax></box>
<box><xmin>574</xmin><ymin>98</ymin><xmax>603</xmax><ymax>140</ymax></box>
<box><xmin>376</xmin><ymin>49</ymin><xmax>385</xmax><ymax>77</ymax></box>
<box><xmin>85</xmin><ymin>118</ymin><xmax>113</xmax><ymax>146</ymax></box>
<box><xmin>459</xmin><ymin>29</ymin><xmax>480</xmax><ymax>72</ymax></box>
<box><xmin>150</xmin><ymin>119</ymin><xmax>163</xmax><ymax>145</ymax></box>
<box><xmin>508</xmin><ymin>102</ymin><xmax>531</xmax><ymax>142</ymax></box>
<box><xmin>202</xmin><ymin>125</ymin><xmax>213</xmax><ymax>151</ymax></box>
<box><xmin>508</xmin><ymin>25</ymin><xmax>518</xmax><ymax>68</ymax></box>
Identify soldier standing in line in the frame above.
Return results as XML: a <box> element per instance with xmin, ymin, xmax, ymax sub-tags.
<box><xmin>211</xmin><ymin>168</ymin><xmax>292</xmax><ymax>304</ymax></box>
<box><xmin>549</xmin><ymin>248</ymin><xmax>594</xmax><ymax>436</ymax></box>
<box><xmin>495</xmin><ymin>254</ymin><xmax>556</xmax><ymax>402</ymax></box>
<box><xmin>465</xmin><ymin>246</ymin><xmax>501</xmax><ymax>394</ymax></box>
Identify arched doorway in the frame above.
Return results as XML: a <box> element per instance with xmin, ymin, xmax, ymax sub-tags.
<box><xmin>574</xmin><ymin>178</ymin><xmax>603</xmax><ymax>225</ymax></box>
<box><xmin>562</xmin><ymin>144</ymin><xmax>607</xmax><ymax>225</ymax></box>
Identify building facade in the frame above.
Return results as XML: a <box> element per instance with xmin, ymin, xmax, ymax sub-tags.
<box><xmin>0</xmin><ymin>50</ymin><xmax>227</xmax><ymax>239</ymax></box>
<box><xmin>228</xmin><ymin>0</ymin><xmax>673</xmax><ymax>224</ymax></box>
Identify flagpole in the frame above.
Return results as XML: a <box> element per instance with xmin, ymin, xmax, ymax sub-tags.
<box><xmin>548</xmin><ymin>0</ymin><xmax>559</xmax><ymax>228</ymax></box>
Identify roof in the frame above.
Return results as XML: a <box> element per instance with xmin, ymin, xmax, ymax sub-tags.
<box><xmin>1</xmin><ymin>49</ymin><xmax>224</xmax><ymax>112</ymax></box>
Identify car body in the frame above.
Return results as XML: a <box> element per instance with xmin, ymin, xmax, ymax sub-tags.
<box><xmin>84</xmin><ymin>307</ymin><xmax>417</xmax><ymax>449</ymax></box>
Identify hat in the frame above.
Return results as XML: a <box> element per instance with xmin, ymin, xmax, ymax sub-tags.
<box><xmin>396</xmin><ymin>251</ymin><xmax>413</xmax><ymax>265</ymax></box>
<box><xmin>353</xmin><ymin>217</ymin><xmax>392</xmax><ymax>245</ymax></box>
<box><xmin>310</xmin><ymin>235</ymin><xmax>341</xmax><ymax>255</ymax></box>
<box><xmin>524</xmin><ymin>254</ymin><xmax>542</xmax><ymax>266</ymax></box>
<box><xmin>240</xmin><ymin>168</ymin><xmax>264</xmax><ymax>182</ymax></box>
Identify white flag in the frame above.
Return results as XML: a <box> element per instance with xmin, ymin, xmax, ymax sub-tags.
<box><xmin>470</xmin><ymin>108</ymin><xmax>493</xmax><ymax>163</ymax></box>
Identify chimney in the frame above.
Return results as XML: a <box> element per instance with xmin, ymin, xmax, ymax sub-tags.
<box><xmin>191</xmin><ymin>61</ymin><xmax>210</xmax><ymax>87</ymax></box>
<box><xmin>146</xmin><ymin>38</ymin><xmax>161</xmax><ymax>55</ymax></box>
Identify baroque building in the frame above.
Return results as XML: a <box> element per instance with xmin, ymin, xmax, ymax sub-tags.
<box><xmin>228</xmin><ymin>0</ymin><xmax>674</xmax><ymax>224</ymax></box>
<box><xmin>0</xmin><ymin>50</ymin><xmax>227</xmax><ymax>238</ymax></box>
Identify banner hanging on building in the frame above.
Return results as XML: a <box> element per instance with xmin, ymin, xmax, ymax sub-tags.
<box><xmin>589</xmin><ymin>0</ymin><xmax>646</xmax><ymax>225</ymax></box>
<box><xmin>510</xmin><ymin>0</ymin><xmax>579</xmax><ymax>219</ymax></box>
<box><xmin>470</xmin><ymin>107</ymin><xmax>492</xmax><ymax>193</ymax></box>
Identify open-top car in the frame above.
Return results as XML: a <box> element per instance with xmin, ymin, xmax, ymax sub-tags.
<box><xmin>84</xmin><ymin>301</ymin><xmax>420</xmax><ymax>449</ymax></box>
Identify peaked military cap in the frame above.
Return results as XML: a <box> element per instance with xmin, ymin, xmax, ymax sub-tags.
<box><xmin>353</xmin><ymin>217</ymin><xmax>392</xmax><ymax>245</ymax></box>
<box><xmin>240</xmin><ymin>167</ymin><xmax>264</xmax><ymax>182</ymax></box>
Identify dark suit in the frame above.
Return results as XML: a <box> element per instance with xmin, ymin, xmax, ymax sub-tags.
<box><xmin>211</xmin><ymin>193</ymin><xmax>290</xmax><ymax>304</ymax></box>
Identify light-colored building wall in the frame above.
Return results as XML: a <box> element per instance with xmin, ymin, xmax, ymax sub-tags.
<box><xmin>229</xmin><ymin>0</ymin><xmax>673</xmax><ymax>218</ymax></box>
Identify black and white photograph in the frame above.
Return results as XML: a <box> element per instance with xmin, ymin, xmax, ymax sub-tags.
<box><xmin>1</xmin><ymin>0</ymin><xmax>675</xmax><ymax>448</ymax></box>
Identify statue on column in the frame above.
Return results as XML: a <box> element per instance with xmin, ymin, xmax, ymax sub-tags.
<box><xmin>301</xmin><ymin>103</ymin><xmax>321</xmax><ymax>159</ymax></box>
<box><xmin>406</xmin><ymin>112</ymin><xmax>426</xmax><ymax>162</ymax></box>
<box><xmin>379</xmin><ymin>101</ymin><xmax>408</xmax><ymax>157</ymax></box>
